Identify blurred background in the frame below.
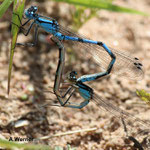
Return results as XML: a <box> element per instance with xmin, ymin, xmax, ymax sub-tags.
<box><xmin>0</xmin><ymin>0</ymin><xmax>150</xmax><ymax>149</ymax></box>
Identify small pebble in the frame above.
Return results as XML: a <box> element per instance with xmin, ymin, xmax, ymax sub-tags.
<box><xmin>14</xmin><ymin>120</ymin><xmax>29</xmax><ymax>128</ymax></box>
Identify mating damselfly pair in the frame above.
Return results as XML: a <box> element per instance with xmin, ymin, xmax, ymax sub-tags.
<box><xmin>12</xmin><ymin>6</ymin><xmax>150</xmax><ymax>149</ymax></box>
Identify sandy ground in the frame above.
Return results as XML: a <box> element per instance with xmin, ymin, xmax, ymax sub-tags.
<box><xmin>0</xmin><ymin>0</ymin><xmax>150</xmax><ymax>149</ymax></box>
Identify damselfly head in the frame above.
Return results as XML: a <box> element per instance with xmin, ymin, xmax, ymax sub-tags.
<box><xmin>67</xmin><ymin>71</ymin><xmax>77</xmax><ymax>83</ymax></box>
<box><xmin>25</xmin><ymin>6</ymin><xmax>38</xmax><ymax>19</ymax></box>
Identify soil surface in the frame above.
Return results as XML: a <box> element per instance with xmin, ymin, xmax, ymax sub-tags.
<box><xmin>0</xmin><ymin>0</ymin><xmax>150</xmax><ymax>149</ymax></box>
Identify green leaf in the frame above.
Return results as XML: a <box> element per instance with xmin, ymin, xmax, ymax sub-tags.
<box><xmin>71</xmin><ymin>6</ymin><xmax>98</xmax><ymax>30</ymax></box>
<box><xmin>0</xmin><ymin>0</ymin><xmax>14</xmax><ymax>18</ymax></box>
<box><xmin>0</xmin><ymin>138</ymin><xmax>51</xmax><ymax>150</ymax></box>
<box><xmin>136</xmin><ymin>89</ymin><xmax>150</xmax><ymax>106</ymax></box>
<box><xmin>54</xmin><ymin>146</ymin><xmax>63</xmax><ymax>150</ymax></box>
<box><xmin>7</xmin><ymin>0</ymin><xmax>25</xmax><ymax>94</ymax></box>
<box><xmin>53</xmin><ymin>0</ymin><xmax>149</xmax><ymax>16</ymax></box>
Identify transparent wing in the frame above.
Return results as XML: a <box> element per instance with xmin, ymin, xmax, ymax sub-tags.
<box><xmin>92</xmin><ymin>92</ymin><xmax>150</xmax><ymax>136</ymax></box>
<box><xmin>58</xmin><ymin>25</ymin><xmax>144</xmax><ymax>80</ymax></box>
<box><xmin>40</xmin><ymin>85</ymin><xmax>150</xmax><ymax>148</ymax></box>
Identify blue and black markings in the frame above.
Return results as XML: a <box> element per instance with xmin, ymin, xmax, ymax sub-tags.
<box><xmin>13</xmin><ymin>6</ymin><xmax>144</xmax><ymax>108</ymax></box>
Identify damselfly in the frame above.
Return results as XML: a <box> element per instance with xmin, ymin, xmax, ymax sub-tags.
<box><xmin>41</xmin><ymin>69</ymin><xmax>150</xmax><ymax>149</ymax></box>
<box><xmin>12</xmin><ymin>6</ymin><xmax>144</xmax><ymax>102</ymax></box>
<box><xmin>12</xmin><ymin>6</ymin><xmax>149</xmax><ymax>148</ymax></box>
<box><xmin>13</xmin><ymin>6</ymin><xmax>144</xmax><ymax>81</ymax></box>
